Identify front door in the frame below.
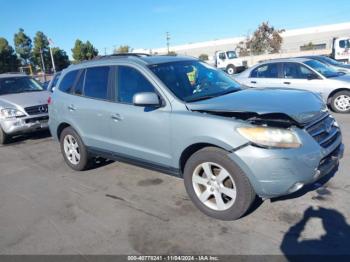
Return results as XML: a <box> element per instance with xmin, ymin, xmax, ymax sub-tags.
<box><xmin>106</xmin><ymin>65</ymin><xmax>172</xmax><ymax>167</ymax></box>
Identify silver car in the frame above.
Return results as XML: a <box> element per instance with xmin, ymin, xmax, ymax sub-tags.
<box><xmin>0</xmin><ymin>73</ymin><xmax>50</xmax><ymax>144</ymax></box>
<box><xmin>235</xmin><ymin>58</ymin><xmax>350</xmax><ymax>113</ymax></box>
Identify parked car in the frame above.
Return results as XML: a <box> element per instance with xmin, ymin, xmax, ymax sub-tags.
<box><xmin>46</xmin><ymin>71</ymin><xmax>61</xmax><ymax>92</ymax></box>
<box><xmin>49</xmin><ymin>54</ymin><xmax>343</xmax><ymax>220</ymax></box>
<box><xmin>235</xmin><ymin>58</ymin><xmax>350</xmax><ymax>113</ymax></box>
<box><xmin>299</xmin><ymin>55</ymin><xmax>350</xmax><ymax>74</ymax></box>
<box><xmin>0</xmin><ymin>73</ymin><xmax>50</xmax><ymax>144</ymax></box>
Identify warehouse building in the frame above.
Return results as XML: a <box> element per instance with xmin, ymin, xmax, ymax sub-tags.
<box><xmin>134</xmin><ymin>22</ymin><xmax>350</xmax><ymax>61</ymax></box>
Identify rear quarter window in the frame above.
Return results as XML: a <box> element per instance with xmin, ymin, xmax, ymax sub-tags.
<box><xmin>59</xmin><ymin>70</ymin><xmax>79</xmax><ymax>93</ymax></box>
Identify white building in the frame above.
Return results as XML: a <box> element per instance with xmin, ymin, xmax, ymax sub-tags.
<box><xmin>134</xmin><ymin>22</ymin><xmax>350</xmax><ymax>60</ymax></box>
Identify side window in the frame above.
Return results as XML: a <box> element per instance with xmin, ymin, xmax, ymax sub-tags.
<box><xmin>339</xmin><ymin>40</ymin><xmax>346</xmax><ymax>48</ymax></box>
<box><xmin>59</xmin><ymin>70</ymin><xmax>79</xmax><ymax>93</ymax></box>
<box><xmin>218</xmin><ymin>52</ymin><xmax>226</xmax><ymax>60</ymax></box>
<box><xmin>250</xmin><ymin>63</ymin><xmax>279</xmax><ymax>78</ymax></box>
<box><xmin>84</xmin><ymin>66</ymin><xmax>110</xmax><ymax>100</ymax></box>
<box><xmin>74</xmin><ymin>70</ymin><xmax>85</xmax><ymax>95</ymax></box>
<box><xmin>117</xmin><ymin>66</ymin><xmax>155</xmax><ymax>104</ymax></box>
<box><xmin>283</xmin><ymin>63</ymin><xmax>314</xmax><ymax>79</ymax></box>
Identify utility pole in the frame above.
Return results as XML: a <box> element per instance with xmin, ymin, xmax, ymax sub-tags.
<box><xmin>166</xmin><ymin>32</ymin><xmax>170</xmax><ymax>54</ymax></box>
<box><xmin>39</xmin><ymin>48</ymin><xmax>47</xmax><ymax>82</ymax></box>
<box><xmin>48</xmin><ymin>38</ymin><xmax>56</xmax><ymax>73</ymax></box>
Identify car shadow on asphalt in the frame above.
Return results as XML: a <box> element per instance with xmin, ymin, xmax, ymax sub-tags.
<box><xmin>1</xmin><ymin>130</ymin><xmax>52</xmax><ymax>146</ymax></box>
<box><xmin>280</xmin><ymin>206</ymin><xmax>350</xmax><ymax>259</ymax></box>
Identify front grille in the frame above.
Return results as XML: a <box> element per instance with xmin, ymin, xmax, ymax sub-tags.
<box><xmin>25</xmin><ymin>116</ymin><xmax>49</xmax><ymax>124</ymax></box>
<box><xmin>305</xmin><ymin>113</ymin><xmax>341</xmax><ymax>148</ymax></box>
<box><xmin>24</xmin><ymin>104</ymin><xmax>48</xmax><ymax>115</ymax></box>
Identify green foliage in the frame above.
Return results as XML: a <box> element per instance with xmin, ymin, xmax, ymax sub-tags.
<box><xmin>0</xmin><ymin>37</ymin><xmax>19</xmax><ymax>73</ymax></box>
<box><xmin>168</xmin><ymin>51</ymin><xmax>177</xmax><ymax>56</ymax></box>
<box><xmin>71</xmin><ymin>39</ymin><xmax>98</xmax><ymax>62</ymax></box>
<box><xmin>32</xmin><ymin>31</ymin><xmax>52</xmax><ymax>72</ymax></box>
<box><xmin>237</xmin><ymin>22</ymin><xmax>284</xmax><ymax>56</ymax></box>
<box><xmin>301</xmin><ymin>42</ymin><xmax>315</xmax><ymax>51</ymax></box>
<box><xmin>52</xmin><ymin>48</ymin><xmax>70</xmax><ymax>71</ymax></box>
<box><xmin>114</xmin><ymin>45</ymin><xmax>131</xmax><ymax>54</ymax></box>
<box><xmin>13</xmin><ymin>28</ymin><xmax>32</xmax><ymax>64</ymax></box>
<box><xmin>199</xmin><ymin>54</ymin><xmax>209</xmax><ymax>61</ymax></box>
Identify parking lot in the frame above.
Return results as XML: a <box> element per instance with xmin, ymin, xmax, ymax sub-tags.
<box><xmin>0</xmin><ymin>113</ymin><xmax>349</xmax><ymax>256</ymax></box>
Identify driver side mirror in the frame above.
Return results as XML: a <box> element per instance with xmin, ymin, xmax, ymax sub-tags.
<box><xmin>133</xmin><ymin>92</ymin><xmax>161</xmax><ymax>107</ymax></box>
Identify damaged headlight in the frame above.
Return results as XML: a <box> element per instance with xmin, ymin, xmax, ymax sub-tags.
<box><xmin>0</xmin><ymin>108</ymin><xmax>26</xmax><ymax>119</ymax></box>
<box><xmin>237</xmin><ymin>126</ymin><xmax>302</xmax><ymax>148</ymax></box>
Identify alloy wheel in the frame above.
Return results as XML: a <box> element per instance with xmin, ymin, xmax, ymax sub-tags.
<box><xmin>334</xmin><ymin>94</ymin><xmax>350</xmax><ymax>112</ymax></box>
<box><xmin>192</xmin><ymin>162</ymin><xmax>237</xmax><ymax>211</ymax></box>
<box><xmin>63</xmin><ymin>134</ymin><xmax>80</xmax><ymax>165</ymax></box>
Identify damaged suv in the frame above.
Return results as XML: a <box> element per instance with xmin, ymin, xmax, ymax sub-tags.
<box><xmin>49</xmin><ymin>54</ymin><xmax>344</xmax><ymax>220</ymax></box>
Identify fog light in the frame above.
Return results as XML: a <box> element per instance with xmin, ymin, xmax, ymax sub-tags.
<box><xmin>288</xmin><ymin>182</ymin><xmax>304</xmax><ymax>193</ymax></box>
<box><xmin>313</xmin><ymin>170</ymin><xmax>321</xmax><ymax>180</ymax></box>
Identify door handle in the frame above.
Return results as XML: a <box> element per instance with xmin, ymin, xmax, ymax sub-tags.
<box><xmin>250</xmin><ymin>81</ymin><xmax>257</xmax><ymax>84</ymax></box>
<box><xmin>68</xmin><ymin>105</ymin><xmax>77</xmax><ymax>111</ymax></box>
<box><xmin>111</xmin><ymin>113</ymin><xmax>123</xmax><ymax>122</ymax></box>
<box><xmin>283</xmin><ymin>81</ymin><xmax>291</xmax><ymax>85</ymax></box>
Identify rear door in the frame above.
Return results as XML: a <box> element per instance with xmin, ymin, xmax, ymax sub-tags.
<box><xmin>247</xmin><ymin>62</ymin><xmax>283</xmax><ymax>88</ymax></box>
<box><xmin>62</xmin><ymin>66</ymin><xmax>113</xmax><ymax>149</ymax></box>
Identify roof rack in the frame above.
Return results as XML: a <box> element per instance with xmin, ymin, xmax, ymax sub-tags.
<box><xmin>77</xmin><ymin>53</ymin><xmax>152</xmax><ymax>64</ymax></box>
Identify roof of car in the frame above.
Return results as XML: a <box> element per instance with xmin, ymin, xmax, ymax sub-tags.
<box><xmin>260</xmin><ymin>57</ymin><xmax>312</xmax><ymax>64</ymax></box>
<box><xmin>0</xmin><ymin>73</ymin><xmax>27</xmax><ymax>79</ymax></box>
<box><xmin>66</xmin><ymin>54</ymin><xmax>197</xmax><ymax>71</ymax></box>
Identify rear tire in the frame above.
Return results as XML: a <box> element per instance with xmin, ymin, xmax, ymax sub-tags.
<box><xmin>0</xmin><ymin>127</ymin><xmax>9</xmax><ymax>145</ymax></box>
<box><xmin>60</xmin><ymin>127</ymin><xmax>90</xmax><ymax>171</ymax></box>
<box><xmin>330</xmin><ymin>91</ymin><xmax>350</xmax><ymax>113</ymax></box>
<box><xmin>183</xmin><ymin>147</ymin><xmax>256</xmax><ymax>220</ymax></box>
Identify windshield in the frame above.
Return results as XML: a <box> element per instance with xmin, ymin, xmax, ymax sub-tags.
<box><xmin>304</xmin><ymin>60</ymin><xmax>343</xmax><ymax>78</ymax></box>
<box><xmin>226</xmin><ymin>51</ymin><xmax>237</xmax><ymax>59</ymax></box>
<box><xmin>0</xmin><ymin>77</ymin><xmax>43</xmax><ymax>96</ymax></box>
<box><xmin>149</xmin><ymin>60</ymin><xmax>241</xmax><ymax>102</ymax></box>
<box><xmin>317</xmin><ymin>56</ymin><xmax>345</xmax><ymax>67</ymax></box>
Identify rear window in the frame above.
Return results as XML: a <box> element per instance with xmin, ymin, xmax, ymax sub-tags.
<box><xmin>59</xmin><ymin>70</ymin><xmax>79</xmax><ymax>93</ymax></box>
<box><xmin>83</xmin><ymin>66</ymin><xmax>110</xmax><ymax>100</ymax></box>
<box><xmin>250</xmin><ymin>63</ymin><xmax>279</xmax><ymax>78</ymax></box>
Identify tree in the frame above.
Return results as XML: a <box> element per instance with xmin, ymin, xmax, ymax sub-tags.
<box><xmin>52</xmin><ymin>48</ymin><xmax>70</xmax><ymax>71</ymax></box>
<box><xmin>236</xmin><ymin>22</ymin><xmax>284</xmax><ymax>56</ymax></box>
<box><xmin>0</xmin><ymin>38</ymin><xmax>19</xmax><ymax>73</ymax></box>
<box><xmin>114</xmin><ymin>45</ymin><xmax>131</xmax><ymax>54</ymax></box>
<box><xmin>199</xmin><ymin>54</ymin><xmax>209</xmax><ymax>61</ymax></box>
<box><xmin>14</xmin><ymin>28</ymin><xmax>32</xmax><ymax>65</ymax></box>
<box><xmin>32</xmin><ymin>31</ymin><xmax>52</xmax><ymax>72</ymax></box>
<box><xmin>71</xmin><ymin>39</ymin><xmax>98</xmax><ymax>62</ymax></box>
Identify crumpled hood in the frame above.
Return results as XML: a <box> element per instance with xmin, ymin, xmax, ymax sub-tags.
<box><xmin>186</xmin><ymin>88</ymin><xmax>327</xmax><ymax>124</ymax></box>
<box><xmin>0</xmin><ymin>91</ymin><xmax>49</xmax><ymax>109</ymax></box>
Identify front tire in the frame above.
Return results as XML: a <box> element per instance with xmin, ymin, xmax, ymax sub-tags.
<box><xmin>330</xmin><ymin>91</ymin><xmax>350</xmax><ymax>113</ymax></box>
<box><xmin>226</xmin><ymin>65</ymin><xmax>236</xmax><ymax>75</ymax></box>
<box><xmin>60</xmin><ymin>127</ymin><xmax>90</xmax><ymax>171</ymax></box>
<box><xmin>0</xmin><ymin>127</ymin><xmax>9</xmax><ymax>145</ymax></box>
<box><xmin>183</xmin><ymin>147</ymin><xmax>256</xmax><ymax>220</ymax></box>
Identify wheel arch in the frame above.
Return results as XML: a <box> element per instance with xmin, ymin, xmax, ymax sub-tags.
<box><xmin>179</xmin><ymin>143</ymin><xmax>230</xmax><ymax>175</ymax></box>
<box><xmin>327</xmin><ymin>88</ymin><xmax>350</xmax><ymax>104</ymax></box>
<box><xmin>57</xmin><ymin>122</ymin><xmax>71</xmax><ymax>140</ymax></box>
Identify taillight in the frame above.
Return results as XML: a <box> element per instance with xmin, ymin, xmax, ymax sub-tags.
<box><xmin>48</xmin><ymin>96</ymin><xmax>52</xmax><ymax>105</ymax></box>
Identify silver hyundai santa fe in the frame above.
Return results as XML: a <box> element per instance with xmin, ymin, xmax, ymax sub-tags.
<box><xmin>0</xmin><ymin>73</ymin><xmax>49</xmax><ymax>144</ymax></box>
<box><xmin>49</xmin><ymin>54</ymin><xmax>344</xmax><ymax>220</ymax></box>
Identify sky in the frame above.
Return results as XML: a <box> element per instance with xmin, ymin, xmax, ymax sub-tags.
<box><xmin>1</xmin><ymin>0</ymin><xmax>350</xmax><ymax>57</ymax></box>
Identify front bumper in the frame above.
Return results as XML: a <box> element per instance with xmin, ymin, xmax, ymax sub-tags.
<box><xmin>1</xmin><ymin>115</ymin><xmax>49</xmax><ymax>136</ymax></box>
<box><xmin>228</xmin><ymin>128</ymin><xmax>344</xmax><ymax>199</ymax></box>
